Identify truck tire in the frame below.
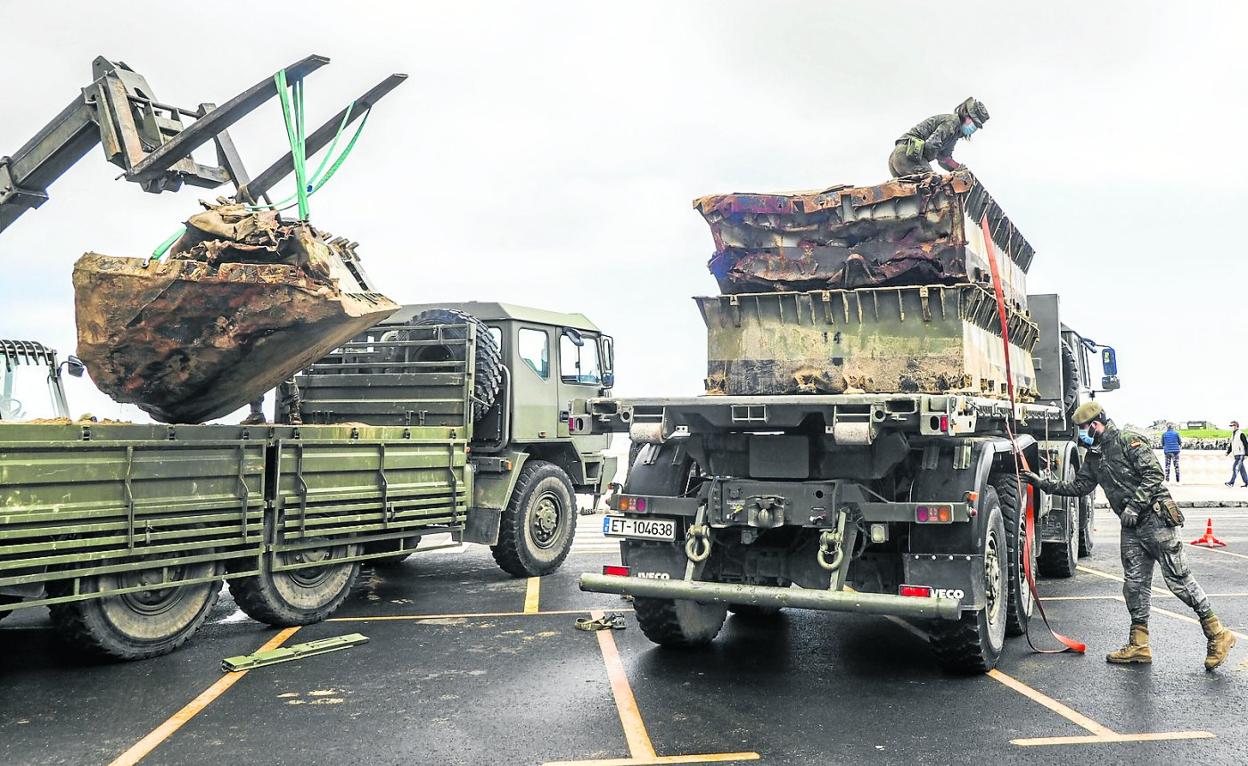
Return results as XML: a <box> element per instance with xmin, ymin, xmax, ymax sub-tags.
<box><xmin>48</xmin><ymin>562</ymin><xmax>222</xmax><ymax>660</ymax></box>
<box><xmin>991</xmin><ymin>472</ymin><xmax>1033</xmax><ymax>637</ymax></box>
<box><xmin>229</xmin><ymin>534</ymin><xmax>362</xmax><ymax>626</ymax></box>
<box><xmin>930</xmin><ymin>490</ymin><xmax>1008</xmax><ymax>673</ymax></box>
<box><xmin>627</xmin><ymin>441</ymin><xmax>644</xmax><ymax>475</ymax></box>
<box><xmin>491</xmin><ymin>460</ymin><xmax>576</xmax><ymax>577</ymax></box>
<box><xmin>1060</xmin><ymin>340</ymin><xmax>1080</xmax><ymax>418</ymax></box>
<box><xmin>404</xmin><ymin>308</ymin><xmax>502</xmax><ymax>422</ymax></box>
<box><xmin>1038</xmin><ymin>459</ymin><xmax>1079</xmax><ymax>578</ymax></box>
<box><xmin>634</xmin><ymin>596</ymin><xmax>728</xmax><ymax>647</ymax></box>
<box><xmin>1078</xmin><ymin>495</ymin><xmax>1094</xmax><ymax>557</ymax></box>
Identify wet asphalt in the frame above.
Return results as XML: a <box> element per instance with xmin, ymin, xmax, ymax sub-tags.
<box><xmin>2</xmin><ymin>507</ymin><xmax>1247</xmax><ymax>766</ymax></box>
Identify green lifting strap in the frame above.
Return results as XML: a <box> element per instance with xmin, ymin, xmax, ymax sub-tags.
<box><xmin>149</xmin><ymin>68</ymin><xmax>374</xmax><ymax>262</ymax></box>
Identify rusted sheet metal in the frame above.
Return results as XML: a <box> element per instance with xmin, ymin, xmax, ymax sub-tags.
<box><xmin>697</xmin><ymin>285</ymin><xmax>1039</xmax><ymax>399</ymax></box>
<box><xmin>694</xmin><ymin>172</ymin><xmax>1033</xmax><ymax>303</ymax></box>
<box><xmin>72</xmin><ymin>206</ymin><xmax>398</xmax><ymax>423</ymax></box>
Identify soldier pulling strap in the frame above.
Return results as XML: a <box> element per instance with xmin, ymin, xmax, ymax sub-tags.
<box><xmin>979</xmin><ymin>213</ymin><xmax>1086</xmax><ymax>656</ymax></box>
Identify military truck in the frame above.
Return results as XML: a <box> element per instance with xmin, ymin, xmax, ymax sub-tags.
<box><xmin>573</xmin><ymin>173</ymin><xmax>1118</xmax><ymax>673</ymax></box>
<box><xmin>0</xmin><ymin>305</ymin><xmax>616</xmax><ymax>659</ymax></box>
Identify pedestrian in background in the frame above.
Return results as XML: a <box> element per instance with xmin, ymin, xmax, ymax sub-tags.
<box><xmin>1162</xmin><ymin>423</ymin><xmax>1182</xmax><ymax>483</ymax></box>
<box><xmin>1227</xmin><ymin>420</ymin><xmax>1248</xmax><ymax>487</ymax></box>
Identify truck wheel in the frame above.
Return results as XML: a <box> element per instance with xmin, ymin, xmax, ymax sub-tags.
<box><xmin>627</xmin><ymin>441</ymin><xmax>644</xmax><ymax>473</ymax></box>
<box><xmin>1078</xmin><ymin>495</ymin><xmax>1095</xmax><ymax>557</ymax></box>
<box><xmin>634</xmin><ymin>596</ymin><xmax>727</xmax><ymax>647</ymax></box>
<box><xmin>404</xmin><ymin>308</ymin><xmax>502</xmax><ymax>421</ymax></box>
<box><xmin>991</xmin><ymin>473</ymin><xmax>1033</xmax><ymax>637</ymax></box>
<box><xmin>930</xmin><ymin>491</ymin><xmax>1008</xmax><ymax>673</ymax></box>
<box><xmin>230</xmin><ymin>538</ymin><xmax>362</xmax><ymax>626</ymax></box>
<box><xmin>1039</xmin><ymin>495</ymin><xmax>1078</xmax><ymax>579</ymax></box>
<box><xmin>491</xmin><ymin>460</ymin><xmax>576</xmax><ymax>577</ymax></box>
<box><xmin>48</xmin><ymin>562</ymin><xmax>222</xmax><ymax>660</ymax></box>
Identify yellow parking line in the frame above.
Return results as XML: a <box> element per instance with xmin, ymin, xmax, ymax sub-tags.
<box><xmin>108</xmin><ymin>627</ymin><xmax>300</xmax><ymax>766</ymax></box>
<box><xmin>542</xmin><ymin>610</ymin><xmax>759</xmax><ymax>766</ymax></box>
<box><xmin>327</xmin><ymin>608</ymin><xmax>632</xmax><ymax>623</ymax></box>
<box><xmin>525</xmin><ymin>576</ymin><xmax>542</xmax><ymax>614</ymax></box>
<box><xmin>1012</xmin><ymin>731</ymin><xmax>1215</xmax><ymax>747</ymax></box>
<box><xmin>986</xmin><ymin>669</ymin><xmax>1114</xmax><ymax>736</ymax></box>
<box><xmin>591</xmin><ymin>608</ymin><xmax>657</xmax><ymax>760</ymax></box>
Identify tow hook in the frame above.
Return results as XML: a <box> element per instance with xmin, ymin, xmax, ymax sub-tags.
<box><xmin>684</xmin><ymin>524</ymin><xmax>712</xmax><ymax>562</ymax></box>
<box><xmin>817</xmin><ymin>511</ymin><xmax>848</xmax><ymax>571</ymax></box>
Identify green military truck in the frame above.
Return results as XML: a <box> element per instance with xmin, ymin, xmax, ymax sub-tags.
<box><xmin>574</xmin><ymin>174</ymin><xmax>1118</xmax><ymax>673</ymax></box>
<box><xmin>0</xmin><ymin>303</ymin><xmax>616</xmax><ymax>659</ymax></box>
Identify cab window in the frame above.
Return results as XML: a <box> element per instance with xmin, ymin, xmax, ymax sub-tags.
<box><xmin>560</xmin><ymin>331</ymin><xmax>602</xmax><ymax>385</ymax></box>
<box><xmin>518</xmin><ymin>328</ymin><xmax>549</xmax><ymax>379</ymax></box>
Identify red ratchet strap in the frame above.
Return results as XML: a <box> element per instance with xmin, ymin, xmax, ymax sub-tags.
<box><xmin>980</xmin><ymin>214</ymin><xmax>1086</xmax><ymax>656</ymax></box>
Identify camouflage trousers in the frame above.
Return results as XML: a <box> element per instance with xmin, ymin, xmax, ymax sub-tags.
<box><xmin>1164</xmin><ymin>452</ymin><xmax>1180</xmax><ymax>481</ymax></box>
<box><xmin>1121</xmin><ymin>512</ymin><xmax>1211</xmax><ymax>624</ymax></box>
<box><xmin>888</xmin><ymin>143</ymin><xmax>931</xmax><ymax>177</ymax></box>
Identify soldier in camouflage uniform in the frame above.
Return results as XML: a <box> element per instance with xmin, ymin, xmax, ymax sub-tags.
<box><xmin>1023</xmin><ymin>402</ymin><xmax>1237</xmax><ymax>670</ymax></box>
<box><xmin>888</xmin><ymin>97</ymin><xmax>990</xmax><ymax>177</ymax></box>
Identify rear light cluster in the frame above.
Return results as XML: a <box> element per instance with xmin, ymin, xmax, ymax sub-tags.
<box><xmin>900</xmin><ymin>584</ymin><xmax>933</xmax><ymax>598</ymax></box>
<box><xmin>616</xmin><ymin>496</ymin><xmax>647</xmax><ymax>512</ymax></box>
<box><xmin>915</xmin><ymin>504</ymin><xmax>953</xmax><ymax>523</ymax></box>
<box><xmin>602</xmin><ymin>565</ymin><xmax>630</xmax><ymax>577</ymax></box>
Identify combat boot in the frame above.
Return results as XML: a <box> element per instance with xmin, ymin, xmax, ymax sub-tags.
<box><xmin>1106</xmin><ymin>623</ymin><xmax>1152</xmax><ymax>664</ymax></box>
<box><xmin>1200</xmin><ymin>614</ymin><xmax>1237</xmax><ymax>671</ymax></box>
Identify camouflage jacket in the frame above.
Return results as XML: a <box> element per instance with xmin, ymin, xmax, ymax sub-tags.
<box><xmin>897</xmin><ymin>113</ymin><xmax>963</xmax><ymax>167</ymax></box>
<box><xmin>1035</xmin><ymin>421</ymin><xmax>1169</xmax><ymax>516</ymax></box>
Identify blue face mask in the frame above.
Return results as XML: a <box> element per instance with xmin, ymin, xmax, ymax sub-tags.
<box><xmin>1077</xmin><ymin>427</ymin><xmax>1094</xmax><ymax>447</ymax></box>
<box><xmin>961</xmin><ymin>122</ymin><xmax>977</xmax><ymax>137</ymax></box>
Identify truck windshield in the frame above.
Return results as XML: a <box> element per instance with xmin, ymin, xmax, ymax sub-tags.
<box><xmin>0</xmin><ymin>364</ymin><xmax>56</xmax><ymax>421</ymax></box>
<box><xmin>560</xmin><ymin>331</ymin><xmax>602</xmax><ymax>385</ymax></box>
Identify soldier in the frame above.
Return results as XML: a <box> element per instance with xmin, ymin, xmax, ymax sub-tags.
<box><xmin>888</xmin><ymin>97</ymin><xmax>990</xmax><ymax>177</ymax></box>
<box><xmin>1023</xmin><ymin>402</ymin><xmax>1237</xmax><ymax>670</ymax></box>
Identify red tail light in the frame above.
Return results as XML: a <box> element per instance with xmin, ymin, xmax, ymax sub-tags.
<box><xmin>940</xmin><ymin>415</ymin><xmax>950</xmax><ymax>432</ymax></box>
<box><xmin>603</xmin><ymin>565</ymin><xmax>630</xmax><ymax>577</ymax></box>
<box><xmin>900</xmin><ymin>584</ymin><xmax>933</xmax><ymax>598</ymax></box>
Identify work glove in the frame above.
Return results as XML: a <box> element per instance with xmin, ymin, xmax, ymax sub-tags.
<box><xmin>1120</xmin><ymin>506</ymin><xmax>1140</xmax><ymax>528</ymax></box>
<box><xmin>1020</xmin><ymin>470</ymin><xmax>1042</xmax><ymax>485</ymax></box>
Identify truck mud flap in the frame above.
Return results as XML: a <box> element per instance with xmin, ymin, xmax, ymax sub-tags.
<box><xmin>580</xmin><ymin>574</ymin><xmax>961</xmax><ymax>621</ymax></box>
<box><xmin>463</xmin><ymin>507</ymin><xmax>503</xmax><ymax>545</ymax></box>
<box><xmin>902</xmin><ymin>553</ymin><xmax>984</xmax><ymax>611</ymax></box>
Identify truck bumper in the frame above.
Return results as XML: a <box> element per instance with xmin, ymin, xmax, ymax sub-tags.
<box><xmin>578</xmin><ymin>574</ymin><xmax>962</xmax><ymax>621</ymax></box>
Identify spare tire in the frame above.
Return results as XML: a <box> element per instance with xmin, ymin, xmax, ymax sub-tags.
<box><xmin>1060</xmin><ymin>339</ymin><xmax>1080</xmax><ymax>418</ymax></box>
<box><xmin>400</xmin><ymin>308</ymin><xmax>502</xmax><ymax>422</ymax></box>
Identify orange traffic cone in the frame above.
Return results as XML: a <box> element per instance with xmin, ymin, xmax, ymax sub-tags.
<box><xmin>1190</xmin><ymin>518</ymin><xmax>1227</xmax><ymax>548</ymax></box>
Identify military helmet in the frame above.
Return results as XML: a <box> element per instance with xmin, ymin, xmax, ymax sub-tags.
<box><xmin>1072</xmin><ymin>401</ymin><xmax>1105</xmax><ymax>426</ymax></box>
<box><xmin>957</xmin><ymin>97</ymin><xmax>990</xmax><ymax>128</ymax></box>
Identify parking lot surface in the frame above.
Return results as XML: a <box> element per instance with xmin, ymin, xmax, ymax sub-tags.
<box><xmin>3</xmin><ymin>508</ymin><xmax>1246</xmax><ymax>765</ymax></box>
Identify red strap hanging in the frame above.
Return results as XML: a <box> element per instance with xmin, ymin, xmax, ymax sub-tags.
<box><xmin>980</xmin><ymin>213</ymin><xmax>1086</xmax><ymax>656</ymax></box>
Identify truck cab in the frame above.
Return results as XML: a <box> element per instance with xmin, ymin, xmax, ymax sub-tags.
<box><xmin>293</xmin><ymin>302</ymin><xmax>617</xmax><ymax>572</ymax></box>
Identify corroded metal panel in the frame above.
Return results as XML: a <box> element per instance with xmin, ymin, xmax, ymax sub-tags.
<box><xmin>694</xmin><ymin>171</ymin><xmax>1033</xmax><ymax>310</ymax></box>
<box><xmin>697</xmin><ymin>285</ymin><xmax>1038</xmax><ymax>399</ymax></box>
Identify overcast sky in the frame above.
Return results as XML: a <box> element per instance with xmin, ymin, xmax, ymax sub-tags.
<box><xmin>1</xmin><ymin>1</ymin><xmax>1244</xmax><ymax>428</ymax></box>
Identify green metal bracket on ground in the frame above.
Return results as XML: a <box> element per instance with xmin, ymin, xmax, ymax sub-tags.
<box><xmin>221</xmin><ymin>633</ymin><xmax>369</xmax><ymax>672</ymax></box>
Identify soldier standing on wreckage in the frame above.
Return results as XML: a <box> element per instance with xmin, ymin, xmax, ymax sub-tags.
<box><xmin>888</xmin><ymin>97</ymin><xmax>989</xmax><ymax>177</ymax></box>
<box><xmin>1022</xmin><ymin>402</ymin><xmax>1237</xmax><ymax>670</ymax></box>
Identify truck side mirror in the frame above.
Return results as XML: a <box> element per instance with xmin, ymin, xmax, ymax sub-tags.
<box><xmin>65</xmin><ymin>355</ymin><xmax>86</xmax><ymax>378</ymax></box>
<box><xmin>1100</xmin><ymin>346</ymin><xmax>1118</xmax><ymax>376</ymax></box>
<box><xmin>1101</xmin><ymin>375</ymin><xmax>1120</xmax><ymax>391</ymax></box>
<box><xmin>600</xmin><ymin>335</ymin><xmax>614</xmax><ymax>389</ymax></box>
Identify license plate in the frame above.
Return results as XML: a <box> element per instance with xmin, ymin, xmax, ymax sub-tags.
<box><xmin>602</xmin><ymin>515</ymin><xmax>677</xmax><ymax>541</ymax></box>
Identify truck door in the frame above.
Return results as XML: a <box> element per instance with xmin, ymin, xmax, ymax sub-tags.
<box><xmin>556</xmin><ymin>329</ymin><xmax>606</xmax><ymax>440</ymax></box>
<box><xmin>510</xmin><ymin>325</ymin><xmax>559</xmax><ymax>441</ymax></box>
